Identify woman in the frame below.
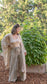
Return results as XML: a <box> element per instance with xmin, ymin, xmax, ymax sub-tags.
<box><xmin>1</xmin><ymin>24</ymin><xmax>27</xmax><ymax>82</ymax></box>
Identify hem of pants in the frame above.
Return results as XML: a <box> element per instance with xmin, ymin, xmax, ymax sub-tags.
<box><xmin>8</xmin><ymin>77</ymin><xmax>17</xmax><ymax>82</ymax></box>
<box><xmin>20</xmin><ymin>72</ymin><xmax>26</xmax><ymax>81</ymax></box>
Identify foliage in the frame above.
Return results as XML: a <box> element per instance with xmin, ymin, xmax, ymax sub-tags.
<box><xmin>21</xmin><ymin>27</ymin><xmax>47</xmax><ymax>66</ymax></box>
<box><xmin>0</xmin><ymin>0</ymin><xmax>47</xmax><ymax>39</ymax></box>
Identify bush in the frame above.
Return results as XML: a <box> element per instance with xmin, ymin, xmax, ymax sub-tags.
<box><xmin>21</xmin><ymin>27</ymin><xmax>47</xmax><ymax>66</ymax></box>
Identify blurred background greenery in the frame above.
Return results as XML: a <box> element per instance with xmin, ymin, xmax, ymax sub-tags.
<box><xmin>0</xmin><ymin>0</ymin><xmax>47</xmax><ymax>65</ymax></box>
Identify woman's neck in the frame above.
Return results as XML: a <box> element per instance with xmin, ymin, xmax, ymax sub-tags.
<box><xmin>14</xmin><ymin>33</ymin><xmax>19</xmax><ymax>35</ymax></box>
<box><xmin>16</xmin><ymin>33</ymin><xmax>19</xmax><ymax>35</ymax></box>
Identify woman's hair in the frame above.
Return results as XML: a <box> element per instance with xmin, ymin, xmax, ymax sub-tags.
<box><xmin>11</xmin><ymin>23</ymin><xmax>20</xmax><ymax>35</ymax></box>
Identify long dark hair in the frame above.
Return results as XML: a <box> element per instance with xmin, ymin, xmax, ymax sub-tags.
<box><xmin>11</xmin><ymin>24</ymin><xmax>20</xmax><ymax>35</ymax></box>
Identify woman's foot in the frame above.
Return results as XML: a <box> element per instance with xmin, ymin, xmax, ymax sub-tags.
<box><xmin>8</xmin><ymin>78</ymin><xmax>17</xmax><ymax>82</ymax></box>
<box><xmin>20</xmin><ymin>78</ymin><xmax>27</xmax><ymax>81</ymax></box>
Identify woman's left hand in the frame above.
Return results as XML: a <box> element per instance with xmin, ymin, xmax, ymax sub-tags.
<box><xmin>24</xmin><ymin>52</ymin><xmax>27</xmax><ymax>56</ymax></box>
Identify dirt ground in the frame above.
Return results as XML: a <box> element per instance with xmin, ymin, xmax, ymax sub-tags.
<box><xmin>0</xmin><ymin>55</ymin><xmax>47</xmax><ymax>84</ymax></box>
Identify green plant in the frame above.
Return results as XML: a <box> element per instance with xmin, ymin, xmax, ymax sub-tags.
<box><xmin>21</xmin><ymin>27</ymin><xmax>47</xmax><ymax>66</ymax></box>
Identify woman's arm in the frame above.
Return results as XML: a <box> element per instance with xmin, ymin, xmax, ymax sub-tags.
<box><xmin>19</xmin><ymin>34</ymin><xmax>27</xmax><ymax>54</ymax></box>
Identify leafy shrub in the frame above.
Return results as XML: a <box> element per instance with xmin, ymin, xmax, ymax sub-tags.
<box><xmin>21</xmin><ymin>27</ymin><xmax>47</xmax><ymax>66</ymax></box>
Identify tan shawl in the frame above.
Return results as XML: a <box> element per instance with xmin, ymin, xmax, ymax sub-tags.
<box><xmin>1</xmin><ymin>33</ymin><xmax>27</xmax><ymax>70</ymax></box>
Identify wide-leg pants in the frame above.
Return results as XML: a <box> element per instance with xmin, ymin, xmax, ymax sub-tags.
<box><xmin>8</xmin><ymin>46</ymin><xmax>26</xmax><ymax>82</ymax></box>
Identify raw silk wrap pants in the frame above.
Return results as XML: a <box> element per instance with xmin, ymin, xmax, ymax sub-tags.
<box><xmin>8</xmin><ymin>45</ymin><xmax>26</xmax><ymax>82</ymax></box>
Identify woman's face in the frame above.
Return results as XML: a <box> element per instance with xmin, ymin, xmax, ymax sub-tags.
<box><xmin>16</xmin><ymin>27</ymin><xmax>20</xmax><ymax>34</ymax></box>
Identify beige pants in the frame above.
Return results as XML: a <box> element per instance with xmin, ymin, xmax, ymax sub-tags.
<box><xmin>8</xmin><ymin>46</ymin><xmax>26</xmax><ymax>82</ymax></box>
